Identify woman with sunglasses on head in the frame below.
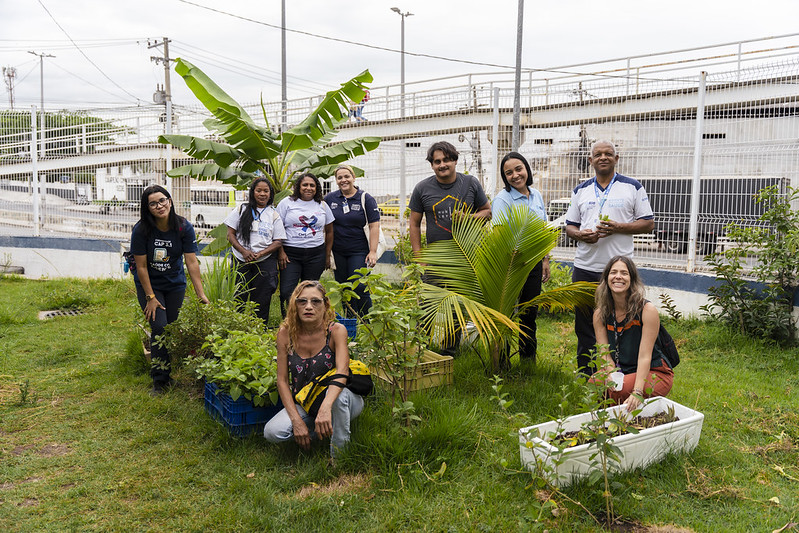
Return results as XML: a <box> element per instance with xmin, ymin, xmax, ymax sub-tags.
<box><xmin>225</xmin><ymin>178</ymin><xmax>286</xmax><ymax>326</ymax></box>
<box><xmin>323</xmin><ymin>164</ymin><xmax>381</xmax><ymax>317</ymax></box>
<box><xmin>276</xmin><ymin>173</ymin><xmax>335</xmax><ymax>315</ymax></box>
<box><xmin>491</xmin><ymin>152</ymin><xmax>550</xmax><ymax>363</ymax></box>
<box><xmin>130</xmin><ymin>185</ymin><xmax>208</xmax><ymax>396</ymax></box>
<box><xmin>591</xmin><ymin>256</ymin><xmax>674</xmax><ymax>412</ymax></box>
<box><xmin>263</xmin><ymin>281</ymin><xmax>364</xmax><ymax>458</ymax></box>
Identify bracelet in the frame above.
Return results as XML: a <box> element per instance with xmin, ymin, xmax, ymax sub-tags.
<box><xmin>632</xmin><ymin>389</ymin><xmax>644</xmax><ymax>397</ymax></box>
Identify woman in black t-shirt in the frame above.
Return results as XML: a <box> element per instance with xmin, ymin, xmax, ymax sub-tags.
<box><xmin>130</xmin><ymin>185</ymin><xmax>208</xmax><ymax>396</ymax></box>
<box><xmin>591</xmin><ymin>256</ymin><xmax>674</xmax><ymax>411</ymax></box>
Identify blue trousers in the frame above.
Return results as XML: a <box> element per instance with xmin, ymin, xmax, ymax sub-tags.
<box><xmin>263</xmin><ymin>388</ymin><xmax>364</xmax><ymax>457</ymax></box>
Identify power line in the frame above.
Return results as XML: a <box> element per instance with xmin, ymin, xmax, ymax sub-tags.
<box><xmin>49</xmin><ymin>61</ymin><xmax>131</xmax><ymax>101</ymax></box>
<box><xmin>175</xmin><ymin>0</ymin><xmax>648</xmax><ymax>81</ymax></box>
<box><xmin>35</xmin><ymin>0</ymin><xmax>142</xmax><ymax>103</ymax></box>
<box><xmin>169</xmin><ymin>43</ymin><xmax>327</xmax><ymax>95</ymax></box>
<box><xmin>172</xmin><ymin>41</ymin><xmax>329</xmax><ymax>90</ymax></box>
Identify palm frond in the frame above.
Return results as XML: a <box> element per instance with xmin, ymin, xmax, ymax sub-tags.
<box><xmin>281</xmin><ymin>70</ymin><xmax>373</xmax><ymax>152</ymax></box>
<box><xmin>521</xmin><ymin>281</ymin><xmax>597</xmax><ymax>314</ymax></box>
<box><xmin>419</xmin><ymin>282</ymin><xmax>520</xmax><ymax>347</ymax></box>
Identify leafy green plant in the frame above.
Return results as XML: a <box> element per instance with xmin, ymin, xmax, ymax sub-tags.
<box><xmin>201</xmin><ymin>253</ymin><xmax>244</xmax><ymax>303</ymax></box>
<box><xmin>659</xmin><ymin>292</ymin><xmax>682</xmax><ymax>321</ymax></box>
<box><xmin>392</xmin><ymin>230</ymin><xmax>425</xmax><ymax>267</ymax></box>
<box><xmin>158</xmin><ymin>59</ymin><xmax>381</xmax><ymax>254</ymax></box>
<box><xmin>324</xmin><ymin>264</ymin><xmax>430</xmax><ymax>426</ymax></box>
<box><xmin>156</xmin><ymin>297</ymin><xmax>264</xmax><ymax>363</ymax></box>
<box><xmin>703</xmin><ymin>184</ymin><xmax>799</xmax><ymax>343</ymax></box>
<box><xmin>189</xmin><ymin>330</ymin><xmax>279</xmax><ymax>406</ymax></box>
<box><xmin>416</xmin><ymin>204</ymin><xmax>596</xmax><ymax>371</ymax></box>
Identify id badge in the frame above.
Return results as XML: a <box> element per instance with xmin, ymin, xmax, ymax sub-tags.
<box><xmin>252</xmin><ymin>221</ymin><xmax>260</xmax><ymax>233</ymax></box>
<box><xmin>342</xmin><ymin>202</ymin><xmax>350</xmax><ymax>214</ymax></box>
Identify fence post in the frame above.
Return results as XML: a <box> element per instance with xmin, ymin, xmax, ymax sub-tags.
<box><xmin>491</xmin><ymin>87</ymin><xmax>500</xmax><ymax>196</ymax></box>
<box><xmin>31</xmin><ymin>105</ymin><xmax>40</xmax><ymax>236</ymax></box>
<box><xmin>687</xmin><ymin>71</ymin><xmax>707</xmax><ymax>273</ymax></box>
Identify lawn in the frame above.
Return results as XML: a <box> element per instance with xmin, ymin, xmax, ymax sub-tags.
<box><xmin>1</xmin><ymin>277</ymin><xmax>797</xmax><ymax>532</ymax></box>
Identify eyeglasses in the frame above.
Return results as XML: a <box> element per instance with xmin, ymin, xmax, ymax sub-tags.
<box><xmin>296</xmin><ymin>297</ymin><xmax>324</xmax><ymax>307</ymax></box>
<box><xmin>148</xmin><ymin>197</ymin><xmax>170</xmax><ymax>209</ymax></box>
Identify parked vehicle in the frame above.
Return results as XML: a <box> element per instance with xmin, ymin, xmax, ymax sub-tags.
<box><xmin>377</xmin><ymin>197</ymin><xmax>408</xmax><ymax>216</ymax></box>
<box><xmin>638</xmin><ymin>175</ymin><xmax>788</xmax><ymax>255</ymax></box>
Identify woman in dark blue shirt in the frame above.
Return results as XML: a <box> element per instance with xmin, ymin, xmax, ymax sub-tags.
<box><xmin>130</xmin><ymin>185</ymin><xmax>208</xmax><ymax>396</ymax></box>
<box><xmin>323</xmin><ymin>164</ymin><xmax>381</xmax><ymax>316</ymax></box>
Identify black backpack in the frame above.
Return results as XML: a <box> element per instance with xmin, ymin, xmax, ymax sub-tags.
<box><xmin>657</xmin><ymin>324</ymin><xmax>680</xmax><ymax>369</ymax></box>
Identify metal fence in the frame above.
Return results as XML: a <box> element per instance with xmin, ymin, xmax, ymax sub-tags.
<box><xmin>2</xmin><ymin>34</ymin><xmax>799</xmax><ymax>274</ymax></box>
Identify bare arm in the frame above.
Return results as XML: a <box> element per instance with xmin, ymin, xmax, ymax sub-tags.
<box><xmin>409</xmin><ymin>210</ymin><xmax>423</xmax><ymax>256</ymax></box>
<box><xmin>324</xmin><ymin>223</ymin><xmax>334</xmax><ymax>270</ymax></box>
<box><xmin>624</xmin><ymin>303</ymin><xmax>659</xmax><ymax>411</ymax></box>
<box><xmin>566</xmin><ymin>223</ymin><xmax>601</xmax><ymax>244</ymax></box>
<box><xmin>366</xmin><ymin>221</ymin><xmax>379</xmax><ymax>267</ymax></box>
<box><xmin>184</xmin><ymin>253</ymin><xmax>209</xmax><ymax>304</ymax></box>
<box><xmin>134</xmin><ymin>254</ymin><xmax>164</xmax><ymax>321</ymax></box>
<box><xmin>596</xmin><ymin>217</ymin><xmax>654</xmax><ymax>237</ymax></box>
<box><xmin>314</xmin><ymin>324</ymin><xmax>349</xmax><ymax>439</ymax></box>
<box><xmin>472</xmin><ymin>201</ymin><xmax>492</xmax><ymax>221</ymax></box>
<box><xmin>226</xmin><ymin>226</ymin><xmax>257</xmax><ymax>262</ymax></box>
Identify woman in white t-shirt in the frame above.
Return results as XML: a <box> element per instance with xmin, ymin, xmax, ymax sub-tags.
<box><xmin>276</xmin><ymin>173</ymin><xmax>335</xmax><ymax>315</ymax></box>
<box><xmin>225</xmin><ymin>177</ymin><xmax>286</xmax><ymax>325</ymax></box>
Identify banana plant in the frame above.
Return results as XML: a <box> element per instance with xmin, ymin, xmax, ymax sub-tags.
<box><xmin>157</xmin><ymin>59</ymin><xmax>381</xmax><ymax>253</ymax></box>
<box><xmin>416</xmin><ymin>204</ymin><xmax>596</xmax><ymax>372</ymax></box>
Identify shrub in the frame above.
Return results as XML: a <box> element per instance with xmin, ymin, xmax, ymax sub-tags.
<box><xmin>156</xmin><ymin>297</ymin><xmax>264</xmax><ymax>363</ymax></box>
<box><xmin>702</xmin><ymin>184</ymin><xmax>799</xmax><ymax>344</ymax></box>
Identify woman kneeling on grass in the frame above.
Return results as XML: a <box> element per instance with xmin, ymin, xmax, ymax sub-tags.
<box><xmin>263</xmin><ymin>281</ymin><xmax>363</xmax><ymax>457</ymax></box>
<box><xmin>591</xmin><ymin>256</ymin><xmax>674</xmax><ymax>411</ymax></box>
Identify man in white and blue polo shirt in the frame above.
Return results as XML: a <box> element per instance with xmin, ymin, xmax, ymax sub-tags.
<box><xmin>564</xmin><ymin>140</ymin><xmax>654</xmax><ymax>374</ymax></box>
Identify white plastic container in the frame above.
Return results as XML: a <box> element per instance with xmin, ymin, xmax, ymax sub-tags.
<box><xmin>519</xmin><ymin>397</ymin><xmax>704</xmax><ymax>487</ymax></box>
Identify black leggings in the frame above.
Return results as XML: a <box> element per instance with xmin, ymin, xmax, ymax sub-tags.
<box><xmin>136</xmin><ymin>284</ymin><xmax>185</xmax><ymax>385</ymax></box>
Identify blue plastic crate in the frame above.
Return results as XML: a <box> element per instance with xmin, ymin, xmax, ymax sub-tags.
<box><xmin>204</xmin><ymin>381</ymin><xmax>282</xmax><ymax>438</ymax></box>
<box><xmin>336</xmin><ymin>313</ymin><xmax>358</xmax><ymax>339</ymax></box>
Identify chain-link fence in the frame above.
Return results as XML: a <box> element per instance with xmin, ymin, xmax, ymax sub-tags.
<box><xmin>2</xmin><ymin>35</ymin><xmax>799</xmax><ymax>274</ymax></box>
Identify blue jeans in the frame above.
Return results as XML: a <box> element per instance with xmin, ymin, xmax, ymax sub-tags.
<box><xmin>135</xmin><ymin>284</ymin><xmax>185</xmax><ymax>385</ymax></box>
<box><xmin>263</xmin><ymin>388</ymin><xmax>364</xmax><ymax>457</ymax></box>
<box><xmin>333</xmin><ymin>250</ymin><xmax>372</xmax><ymax>317</ymax></box>
<box><xmin>279</xmin><ymin>244</ymin><xmax>326</xmax><ymax>315</ymax></box>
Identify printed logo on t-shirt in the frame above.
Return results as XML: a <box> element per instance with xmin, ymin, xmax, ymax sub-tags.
<box><xmin>432</xmin><ymin>195</ymin><xmax>464</xmax><ymax>234</ymax></box>
<box><xmin>607</xmin><ymin>199</ymin><xmax>624</xmax><ymax>209</ymax></box>
<box><xmin>329</xmin><ymin>202</ymin><xmax>339</xmax><ymax>210</ymax></box>
<box><xmin>296</xmin><ymin>214</ymin><xmax>319</xmax><ymax>236</ymax></box>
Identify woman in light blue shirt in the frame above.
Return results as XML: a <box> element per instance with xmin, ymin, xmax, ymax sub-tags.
<box><xmin>491</xmin><ymin>152</ymin><xmax>550</xmax><ymax>363</ymax></box>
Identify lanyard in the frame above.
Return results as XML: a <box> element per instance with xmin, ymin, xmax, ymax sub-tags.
<box><xmin>593</xmin><ymin>174</ymin><xmax>617</xmax><ymax>216</ymax></box>
<box><xmin>252</xmin><ymin>207</ymin><xmax>265</xmax><ymax>221</ymax></box>
<box><xmin>611</xmin><ymin>314</ymin><xmax>626</xmax><ymax>366</ymax></box>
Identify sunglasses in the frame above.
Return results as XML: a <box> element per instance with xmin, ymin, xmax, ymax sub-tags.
<box><xmin>296</xmin><ymin>297</ymin><xmax>324</xmax><ymax>307</ymax></box>
<box><xmin>148</xmin><ymin>197</ymin><xmax>171</xmax><ymax>209</ymax></box>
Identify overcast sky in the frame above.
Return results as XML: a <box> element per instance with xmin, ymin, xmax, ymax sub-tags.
<box><xmin>2</xmin><ymin>0</ymin><xmax>799</xmax><ymax>109</ymax></box>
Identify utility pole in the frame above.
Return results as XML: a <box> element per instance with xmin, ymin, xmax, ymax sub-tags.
<box><xmin>28</xmin><ymin>51</ymin><xmax>54</xmax><ymax>158</ymax></box>
<box><xmin>281</xmin><ymin>0</ymin><xmax>287</xmax><ymax>131</ymax></box>
<box><xmin>149</xmin><ymin>37</ymin><xmax>186</xmax><ymax>216</ymax></box>
<box><xmin>3</xmin><ymin>67</ymin><xmax>16</xmax><ymax>109</ymax></box>
<box><xmin>511</xmin><ymin>0</ymin><xmax>524</xmax><ymax>151</ymax></box>
<box><xmin>391</xmin><ymin>7</ymin><xmax>413</xmax><ymax>229</ymax></box>
<box><xmin>28</xmin><ymin>51</ymin><xmax>55</xmax><ymax>110</ymax></box>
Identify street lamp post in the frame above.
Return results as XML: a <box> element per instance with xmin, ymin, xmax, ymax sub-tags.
<box><xmin>391</xmin><ymin>7</ymin><xmax>413</xmax><ymax>228</ymax></box>
<box><xmin>28</xmin><ymin>51</ymin><xmax>54</xmax><ymax>158</ymax></box>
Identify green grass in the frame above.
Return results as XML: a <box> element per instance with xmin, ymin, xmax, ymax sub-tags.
<box><xmin>1</xmin><ymin>278</ymin><xmax>798</xmax><ymax>532</ymax></box>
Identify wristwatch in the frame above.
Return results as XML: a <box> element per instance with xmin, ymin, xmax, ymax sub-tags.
<box><xmin>146</xmin><ymin>294</ymin><xmax>156</xmax><ymax>302</ymax></box>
